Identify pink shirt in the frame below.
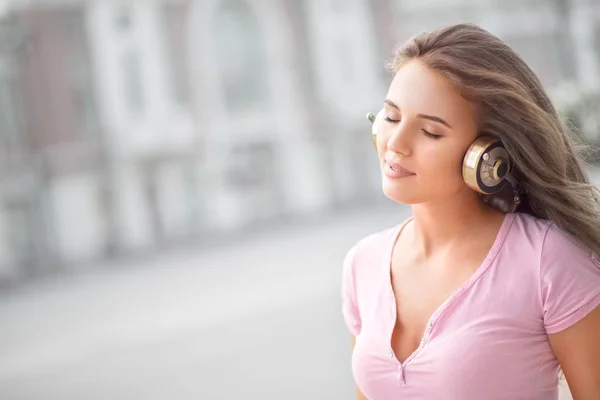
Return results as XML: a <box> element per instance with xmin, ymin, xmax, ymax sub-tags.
<box><xmin>341</xmin><ymin>212</ymin><xmax>600</xmax><ymax>400</ymax></box>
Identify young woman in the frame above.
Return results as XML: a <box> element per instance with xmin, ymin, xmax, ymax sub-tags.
<box><xmin>342</xmin><ymin>23</ymin><xmax>600</xmax><ymax>400</ymax></box>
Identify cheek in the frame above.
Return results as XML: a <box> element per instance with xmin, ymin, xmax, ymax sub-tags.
<box><xmin>375</xmin><ymin>133</ymin><xmax>388</xmax><ymax>159</ymax></box>
<box><xmin>418</xmin><ymin>146</ymin><xmax>465</xmax><ymax>186</ymax></box>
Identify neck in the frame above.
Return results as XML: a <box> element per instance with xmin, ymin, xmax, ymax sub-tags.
<box><xmin>409</xmin><ymin>191</ymin><xmax>505</xmax><ymax>257</ymax></box>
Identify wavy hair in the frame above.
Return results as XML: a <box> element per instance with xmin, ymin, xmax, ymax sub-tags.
<box><xmin>387</xmin><ymin>23</ymin><xmax>600</xmax><ymax>257</ymax></box>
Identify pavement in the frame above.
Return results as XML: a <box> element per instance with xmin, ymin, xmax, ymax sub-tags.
<box><xmin>0</xmin><ymin>204</ymin><xmax>411</xmax><ymax>400</ymax></box>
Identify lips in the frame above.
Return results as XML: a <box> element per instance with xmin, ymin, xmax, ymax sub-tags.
<box><xmin>384</xmin><ymin>160</ymin><xmax>415</xmax><ymax>179</ymax></box>
<box><xmin>387</xmin><ymin>162</ymin><xmax>414</xmax><ymax>175</ymax></box>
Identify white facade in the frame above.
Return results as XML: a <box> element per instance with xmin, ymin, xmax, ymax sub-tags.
<box><xmin>13</xmin><ymin>0</ymin><xmax>386</xmax><ymax>273</ymax></box>
<box><xmin>190</xmin><ymin>0</ymin><xmax>333</xmax><ymax>229</ymax></box>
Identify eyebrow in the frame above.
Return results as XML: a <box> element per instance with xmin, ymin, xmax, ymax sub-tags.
<box><xmin>384</xmin><ymin>99</ymin><xmax>453</xmax><ymax>129</ymax></box>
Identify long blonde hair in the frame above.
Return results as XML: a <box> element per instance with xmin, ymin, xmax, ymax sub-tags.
<box><xmin>387</xmin><ymin>23</ymin><xmax>600</xmax><ymax>256</ymax></box>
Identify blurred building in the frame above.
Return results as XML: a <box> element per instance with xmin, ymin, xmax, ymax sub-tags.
<box><xmin>0</xmin><ymin>0</ymin><xmax>385</xmax><ymax>283</ymax></box>
<box><xmin>0</xmin><ymin>0</ymin><xmax>598</xmax><ymax>283</ymax></box>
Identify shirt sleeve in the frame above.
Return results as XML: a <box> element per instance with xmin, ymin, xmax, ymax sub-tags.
<box><xmin>341</xmin><ymin>244</ymin><xmax>362</xmax><ymax>337</ymax></box>
<box><xmin>540</xmin><ymin>223</ymin><xmax>600</xmax><ymax>334</ymax></box>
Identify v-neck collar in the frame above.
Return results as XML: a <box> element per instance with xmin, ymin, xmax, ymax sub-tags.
<box><xmin>384</xmin><ymin>212</ymin><xmax>516</xmax><ymax>368</ymax></box>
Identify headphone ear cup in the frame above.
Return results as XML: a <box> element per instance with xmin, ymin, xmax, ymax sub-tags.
<box><xmin>367</xmin><ymin>109</ymin><xmax>385</xmax><ymax>149</ymax></box>
<box><xmin>462</xmin><ymin>136</ymin><xmax>511</xmax><ymax>194</ymax></box>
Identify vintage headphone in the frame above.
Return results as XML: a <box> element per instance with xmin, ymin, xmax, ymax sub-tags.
<box><xmin>367</xmin><ymin>109</ymin><xmax>523</xmax><ymax>210</ymax></box>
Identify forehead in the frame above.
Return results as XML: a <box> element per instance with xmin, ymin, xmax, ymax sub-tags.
<box><xmin>386</xmin><ymin>60</ymin><xmax>478</xmax><ymax>124</ymax></box>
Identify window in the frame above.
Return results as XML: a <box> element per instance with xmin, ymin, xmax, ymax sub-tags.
<box><xmin>0</xmin><ymin>15</ymin><xmax>26</xmax><ymax>160</ymax></box>
<box><xmin>287</xmin><ymin>0</ymin><xmax>318</xmax><ymax>105</ymax></box>
<box><xmin>0</xmin><ymin>72</ymin><xmax>23</xmax><ymax>159</ymax></box>
<box><xmin>162</xmin><ymin>2</ymin><xmax>190</xmax><ymax>106</ymax></box>
<box><xmin>114</xmin><ymin>5</ymin><xmax>133</xmax><ymax>32</ymax></box>
<box><xmin>62</xmin><ymin>8</ymin><xmax>99</xmax><ymax>136</ymax></box>
<box><xmin>215</xmin><ymin>0</ymin><xmax>270</xmax><ymax>111</ymax></box>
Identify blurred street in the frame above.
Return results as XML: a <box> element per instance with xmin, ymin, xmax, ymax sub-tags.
<box><xmin>0</xmin><ymin>203</ymin><xmax>410</xmax><ymax>400</ymax></box>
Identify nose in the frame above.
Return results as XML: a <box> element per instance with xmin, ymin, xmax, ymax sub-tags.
<box><xmin>385</xmin><ymin>121</ymin><xmax>412</xmax><ymax>156</ymax></box>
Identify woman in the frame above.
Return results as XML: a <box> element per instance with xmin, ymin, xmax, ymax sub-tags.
<box><xmin>342</xmin><ymin>23</ymin><xmax>600</xmax><ymax>400</ymax></box>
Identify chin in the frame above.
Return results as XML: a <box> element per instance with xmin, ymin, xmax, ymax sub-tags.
<box><xmin>381</xmin><ymin>179</ymin><xmax>421</xmax><ymax>204</ymax></box>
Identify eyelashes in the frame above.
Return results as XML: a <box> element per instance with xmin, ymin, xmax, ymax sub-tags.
<box><xmin>383</xmin><ymin>117</ymin><xmax>442</xmax><ymax>140</ymax></box>
<box><xmin>422</xmin><ymin>130</ymin><xmax>442</xmax><ymax>140</ymax></box>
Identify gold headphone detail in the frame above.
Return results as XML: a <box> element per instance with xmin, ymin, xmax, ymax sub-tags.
<box><xmin>462</xmin><ymin>136</ymin><xmax>511</xmax><ymax>194</ymax></box>
<box><xmin>366</xmin><ymin>109</ymin><xmax>519</xmax><ymax>197</ymax></box>
<box><xmin>366</xmin><ymin>110</ymin><xmax>382</xmax><ymax>148</ymax></box>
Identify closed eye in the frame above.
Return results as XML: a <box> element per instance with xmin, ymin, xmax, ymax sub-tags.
<box><xmin>384</xmin><ymin>115</ymin><xmax>442</xmax><ymax>140</ymax></box>
<box><xmin>422</xmin><ymin>129</ymin><xmax>442</xmax><ymax>140</ymax></box>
